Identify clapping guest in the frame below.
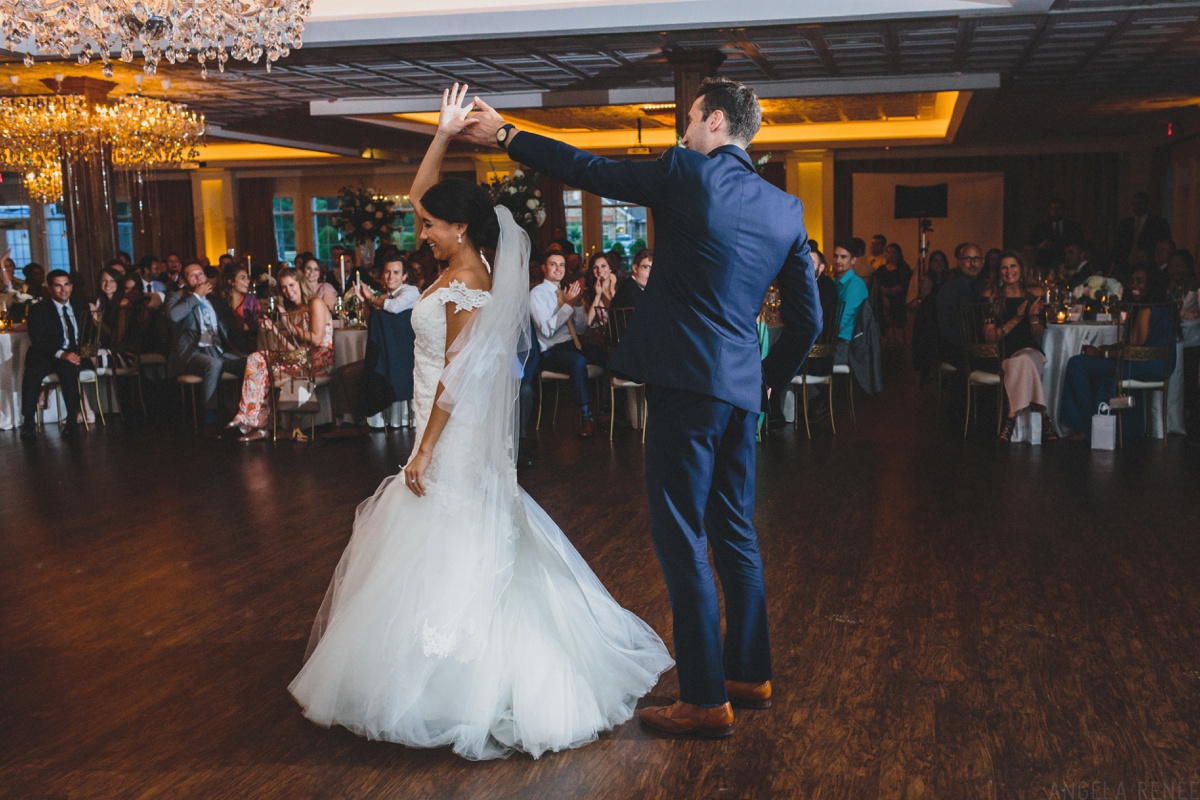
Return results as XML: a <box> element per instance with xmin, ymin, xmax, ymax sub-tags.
<box><xmin>980</xmin><ymin>252</ymin><xmax>1056</xmax><ymax>442</ymax></box>
<box><xmin>530</xmin><ymin>250</ymin><xmax>608</xmax><ymax>438</ymax></box>
<box><xmin>1</xmin><ymin>250</ymin><xmax>26</xmax><ymax>293</ymax></box>
<box><xmin>301</xmin><ymin>257</ymin><xmax>339</xmax><ymax>313</ymax></box>
<box><xmin>19</xmin><ymin>270</ymin><xmax>91</xmax><ymax>439</ymax></box>
<box><xmin>584</xmin><ymin>252</ymin><xmax>618</xmax><ymax>331</ymax></box>
<box><xmin>229</xmin><ymin>267</ymin><xmax>333</xmax><ymax>442</ymax></box>
<box><xmin>1060</xmin><ymin>267</ymin><xmax>1173</xmax><ymax>439</ymax></box>
<box><xmin>219</xmin><ymin>264</ymin><xmax>260</xmax><ymax>353</ymax></box>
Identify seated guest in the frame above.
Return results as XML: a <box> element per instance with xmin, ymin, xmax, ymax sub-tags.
<box><xmin>301</xmin><ymin>256</ymin><xmax>339</xmax><ymax>312</ymax></box>
<box><xmin>1167</xmin><ymin>249</ymin><xmax>1195</xmax><ymax>305</ymax></box>
<box><xmin>103</xmin><ymin>257</ymin><xmax>126</xmax><ymax>278</ymax></box>
<box><xmin>220</xmin><ymin>263</ymin><xmax>260</xmax><ymax>353</ymax></box>
<box><xmin>167</xmin><ymin>260</ymin><xmax>248</xmax><ymax>434</ymax></box>
<box><xmin>810</xmin><ymin>248</ymin><xmax>838</xmax><ymax>335</ymax></box>
<box><xmin>116</xmin><ymin>275</ymin><xmax>155</xmax><ymax>355</ymax></box>
<box><xmin>1153</xmin><ymin>239</ymin><xmax>1175</xmax><ymax>275</ymax></box>
<box><xmin>831</xmin><ymin>239</ymin><xmax>869</xmax><ymax>365</ymax></box>
<box><xmin>874</xmin><ymin>242</ymin><xmax>913</xmax><ymax>334</ymax></box>
<box><xmin>530</xmin><ymin>250</ymin><xmax>607</xmax><ymax>438</ymax></box>
<box><xmin>162</xmin><ymin>254</ymin><xmax>185</xmax><ymax>294</ymax></box>
<box><xmin>981</xmin><ymin>247</ymin><xmax>1003</xmax><ymax>286</ymax></box>
<box><xmin>1060</xmin><ymin>267</ymin><xmax>1173</xmax><ymax>439</ymax></box>
<box><xmin>19</xmin><ymin>269</ymin><xmax>93</xmax><ymax>439</ymax></box>
<box><xmin>981</xmin><ymin>252</ymin><xmax>1056</xmax><ymax>442</ymax></box>
<box><xmin>936</xmin><ymin>242</ymin><xmax>984</xmax><ymax>366</ymax></box>
<box><xmin>1057</xmin><ymin>240</ymin><xmax>1095</xmax><ymax>288</ymax></box>
<box><xmin>136</xmin><ymin>255</ymin><xmax>165</xmax><ymax>297</ymax></box>
<box><xmin>24</xmin><ymin>262</ymin><xmax>47</xmax><ymax>300</ymax></box>
<box><xmin>612</xmin><ymin>248</ymin><xmax>652</xmax><ymax>314</ymax></box>
<box><xmin>1</xmin><ymin>250</ymin><xmax>26</xmax><ymax>294</ymax></box>
<box><xmin>584</xmin><ymin>252</ymin><xmax>618</xmax><ymax>332</ymax></box>
<box><xmin>229</xmin><ymin>267</ymin><xmax>332</xmax><ymax>442</ymax></box>
<box><xmin>90</xmin><ymin>268</ymin><xmax>136</xmax><ymax>366</ymax></box>
<box><xmin>918</xmin><ymin>249</ymin><xmax>950</xmax><ymax>300</ymax></box>
<box><xmin>328</xmin><ymin>256</ymin><xmax>420</xmax><ymax>433</ymax></box>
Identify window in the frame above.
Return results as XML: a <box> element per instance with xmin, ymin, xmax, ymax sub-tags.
<box><xmin>563</xmin><ymin>189</ymin><xmax>583</xmax><ymax>253</ymax></box>
<box><xmin>312</xmin><ymin>196</ymin><xmax>344</xmax><ymax>264</ymax></box>
<box><xmin>44</xmin><ymin>203</ymin><xmax>70</xmax><ymax>271</ymax></box>
<box><xmin>116</xmin><ymin>201</ymin><xmax>134</xmax><ymax>261</ymax></box>
<box><xmin>273</xmin><ymin>197</ymin><xmax>296</xmax><ymax>262</ymax></box>
<box><xmin>0</xmin><ymin>204</ymin><xmax>32</xmax><ymax>265</ymax></box>
<box><xmin>601</xmin><ymin>197</ymin><xmax>647</xmax><ymax>261</ymax></box>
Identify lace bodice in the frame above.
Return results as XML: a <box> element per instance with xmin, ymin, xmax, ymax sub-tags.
<box><xmin>411</xmin><ymin>280</ymin><xmax>491</xmax><ymax>445</ymax></box>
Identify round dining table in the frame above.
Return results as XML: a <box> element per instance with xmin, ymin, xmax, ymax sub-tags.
<box><xmin>1012</xmin><ymin>320</ymin><xmax>1184</xmax><ymax>442</ymax></box>
<box><xmin>332</xmin><ymin>324</ymin><xmax>410</xmax><ymax>428</ymax></box>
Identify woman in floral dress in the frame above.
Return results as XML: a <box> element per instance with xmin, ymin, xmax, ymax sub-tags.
<box><xmin>230</xmin><ymin>267</ymin><xmax>333</xmax><ymax>442</ymax></box>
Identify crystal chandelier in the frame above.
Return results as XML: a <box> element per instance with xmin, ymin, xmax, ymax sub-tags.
<box><xmin>0</xmin><ymin>92</ymin><xmax>205</xmax><ymax>201</ymax></box>
<box><xmin>24</xmin><ymin>163</ymin><xmax>62</xmax><ymax>204</ymax></box>
<box><xmin>0</xmin><ymin>0</ymin><xmax>312</xmax><ymax>77</ymax></box>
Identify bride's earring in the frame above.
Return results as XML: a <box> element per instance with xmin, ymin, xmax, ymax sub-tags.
<box><xmin>456</xmin><ymin>231</ymin><xmax>463</xmax><ymax>243</ymax></box>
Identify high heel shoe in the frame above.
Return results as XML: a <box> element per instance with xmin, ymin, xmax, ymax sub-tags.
<box><xmin>997</xmin><ymin>416</ymin><xmax>1016</xmax><ymax>442</ymax></box>
<box><xmin>1042</xmin><ymin>416</ymin><xmax>1060</xmax><ymax>443</ymax></box>
<box><xmin>291</xmin><ymin>427</ymin><xmax>309</xmax><ymax>443</ymax></box>
<box><xmin>238</xmin><ymin>429</ymin><xmax>269</xmax><ymax>443</ymax></box>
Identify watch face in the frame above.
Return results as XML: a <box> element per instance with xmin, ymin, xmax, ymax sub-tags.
<box><xmin>497</xmin><ymin>127</ymin><xmax>509</xmax><ymax>142</ymax></box>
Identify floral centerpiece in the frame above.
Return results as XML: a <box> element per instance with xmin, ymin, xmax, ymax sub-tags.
<box><xmin>1072</xmin><ymin>275</ymin><xmax>1122</xmax><ymax>320</ymax></box>
<box><xmin>1072</xmin><ymin>275</ymin><xmax>1123</xmax><ymax>302</ymax></box>
<box><xmin>484</xmin><ymin>169</ymin><xmax>546</xmax><ymax>241</ymax></box>
<box><xmin>2</xmin><ymin>290</ymin><xmax>37</xmax><ymax>325</ymax></box>
<box><xmin>332</xmin><ymin>185</ymin><xmax>403</xmax><ymax>267</ymax></box>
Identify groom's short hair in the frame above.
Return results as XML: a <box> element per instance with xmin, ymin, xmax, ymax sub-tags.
<box><xmin>695</xmin><ymin>77</ymin><xmax>761</xmax><ymax>147</ymax></box>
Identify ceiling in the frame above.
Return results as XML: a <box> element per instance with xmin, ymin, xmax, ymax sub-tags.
<box><xmin>2</xmin><ymin>0</ymin><xmax>1198</xmax><ymax>160</ymax></box>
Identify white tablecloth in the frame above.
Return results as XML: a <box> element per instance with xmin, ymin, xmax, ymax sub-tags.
<box><xmin>1031</xmin><ymin>321</ymin><xmax>1184</xmax><ymax>440</ymax></box>
<box><xmin>0</xmin><ymin>330</ymin><xmax>28</xmax><ymax>430</ymax></box>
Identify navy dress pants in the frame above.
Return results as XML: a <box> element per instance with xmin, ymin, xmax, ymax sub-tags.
<box><xmin>643</xmin><ymin>385</ymin><xmax>772</xmax><ymax>707</ymax></box>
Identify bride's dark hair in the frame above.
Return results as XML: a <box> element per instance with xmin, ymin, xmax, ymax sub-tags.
<box><xmin>420</xmin><ymin>178</ymin><xmax>500</xmax><ymax>251</ymax></box>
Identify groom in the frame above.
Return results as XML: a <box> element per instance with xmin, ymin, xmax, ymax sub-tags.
<box><xmin>461</xmin><ymin>77</ymin><xmax>821</xmax><ymax>736</ymax></box>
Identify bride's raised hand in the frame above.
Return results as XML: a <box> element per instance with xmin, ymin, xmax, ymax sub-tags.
<box><xmin>437</xmin><ymin>82</ymin><xmax>477</xmax><ymax>138</ymax></box>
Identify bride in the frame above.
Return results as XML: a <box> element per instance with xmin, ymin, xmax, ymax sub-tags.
<box><xmin>288</xmin><ymin>84</ymin><xmax>672</xmax><ymax>760</ymax></box>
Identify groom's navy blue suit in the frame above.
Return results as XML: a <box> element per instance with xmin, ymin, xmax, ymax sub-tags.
<box><xmin>509</xmin><ymin>133</ymin><xmax>821</xmax><ymax>706</ymax></box>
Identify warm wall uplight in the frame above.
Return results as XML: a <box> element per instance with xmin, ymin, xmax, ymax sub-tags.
<box><xmin>393</xmin><ymin>91</ymin><xmax>967</xmax><ymax>150</ymax></box>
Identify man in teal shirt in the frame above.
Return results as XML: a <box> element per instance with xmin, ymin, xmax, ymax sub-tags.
<box><xmin>832</xmin><ymin>239</ymin><xmax>869</xmax><ymax>364</ymax></box>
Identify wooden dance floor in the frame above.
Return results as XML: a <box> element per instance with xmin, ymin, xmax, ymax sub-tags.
<box><xmin>3</xmin><ymin>355</ymin><xmax>1200</xmax><ymax>799</ymax></box>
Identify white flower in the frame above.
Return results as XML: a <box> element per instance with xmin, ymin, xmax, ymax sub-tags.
<box><xmin>15</xmin><ymin>292</ymin><xmax>32</xmax><ymax>302</ymax></box>
<box><xmin>1086</xmin><ymin>275</ymin><xmax>1105</xmax><ymax>290</ymax></box>
<box><xmin>507</xmin><ymin>186</ymin><xmax>517</xmax><ymax>195</ymax></box>
<box><xmin>526</xmin><ymin>198</ymin><xmax>538</xmax><ymax>210</ymax></box>
<box><xmin>1072</xmin><ymin>285</ymin><xmax>1086</xmax><ymax>300</ymax></box>
<box><xmin>1106</xmin><ymin>278</ymin><xmax>1123</xmax><ymax>299</ymax></box>
<box><xmin>512</xmin><ymin>169</ymin><xmax>525</xmax><ymax>179</ymax></box>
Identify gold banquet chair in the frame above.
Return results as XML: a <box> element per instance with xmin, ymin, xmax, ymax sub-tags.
<box><xmin>1114</xmin><ymin>301</ymin><xmax>1178</xmax><ymax>446</ymax></box>
<box><xmin>604</xmin><ymin>307</ymin><xmax>646</xmax><ymax>443</ymax></box>
<box><xmin>958</xmin><ymin>302</ymin><xmax>1005</xmax><ymax>439</ymax></box>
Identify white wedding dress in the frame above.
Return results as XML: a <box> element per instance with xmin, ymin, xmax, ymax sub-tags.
<box><xmin>289</xmin><ymin>211</ymin><xmax>672</xmax><ymax>761</ymax></box>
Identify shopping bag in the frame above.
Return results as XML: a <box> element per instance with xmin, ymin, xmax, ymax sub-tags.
<box><xmin>1091</xmin><ymin>402</ymin><xmax>1116</xmax><ymax>450</ymax></box>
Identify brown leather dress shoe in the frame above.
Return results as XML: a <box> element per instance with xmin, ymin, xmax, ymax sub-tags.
<box><xmin>725</xmin><ymin>680</ymin><xmax>772</xmax><ymax>709</ymax></box>
<box><xmin>637</xmin><ymin>700</ymin><xmax>734</xmax><ymax>738</ymax></box>
<box><xmin>578</xmin><ymin>419</ymin><xmax>596</xmax><ymax>439</ymax></box>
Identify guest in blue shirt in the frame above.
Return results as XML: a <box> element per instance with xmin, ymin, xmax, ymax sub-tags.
<box><xmin>831</xmin><ymin>239</ymin><xmax>869</xmax><ymax>365</ymax></box>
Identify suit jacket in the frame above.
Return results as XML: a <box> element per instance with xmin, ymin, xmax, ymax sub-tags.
<box><xmin>166</xmin><ymin>291</ymin><xmax>236</xmax><ymax>375</ymax></box>
<box><xmin>361</xmin><ymin>307</ymin><xmax>416</xmax><ymax>416</ymax></box>
<box><xmin>26</xmin><ymin>297</ymin><xmax>92</xmax><ymax>368</ymax></box>
<box><xmin>509</xmin><ymin>133</ymin><xmax>821</xmax><ymax>413</ymax></box>
<box><xmin>1030</xmin><ymin>218</ymin><xmax>1083</xmax><ymax>248</ymax></box>
<box><xmin>1113</xmin><ymin>214</ymin><xmax>1172</xmax><ymax>266</ymax></box>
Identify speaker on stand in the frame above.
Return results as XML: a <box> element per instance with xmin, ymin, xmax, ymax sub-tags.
<box><xmin>894</xmin><ymin>184</ymin><xmax>948</xmax><ymax>292</ymax></box>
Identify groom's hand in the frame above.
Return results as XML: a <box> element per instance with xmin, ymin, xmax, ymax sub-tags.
<box><xmin>457</xmin><ymin>97</ymin><xmax>509</xmax><ymax>149</ymax></box>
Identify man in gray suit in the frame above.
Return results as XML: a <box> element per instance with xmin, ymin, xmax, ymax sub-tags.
<box><xmin>167</xmin><ymin>260</ymin><xmax>246</xmax><ymax>430</ymax></box>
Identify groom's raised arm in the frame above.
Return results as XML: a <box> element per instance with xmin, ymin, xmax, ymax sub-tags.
<box><xmin>507</xmin><ymin>131</ymin><xmax>672</xmax><ymax>209</ymax></box>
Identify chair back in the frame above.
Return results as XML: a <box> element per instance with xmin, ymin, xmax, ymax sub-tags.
<box><xmin>806</xmin><ymin>302</ymin><xmax>844</xmax><ymax>362</ymax></box>
<box><xmin>958</xmin><ymin>302</ymin><xmax>1004</xmax><ymax>371</ymax></box>
<box><xmin>1114</xmin><ymin>301</ymin><xmax>1178</xmax><ymax>381</ymax></box>
<box><xmin>605</xmin><ymin>306</ymin><xmax>637</xmax><ymax>349</ymax></box>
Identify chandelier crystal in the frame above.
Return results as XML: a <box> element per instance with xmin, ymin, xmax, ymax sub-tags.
<box><xmin>0</xmin><ymin>0</ymin><xmax>312</xmax><ymax>77</ymax></box>
<box><xmin>0</xmin><ymin>92</ymin><xmax>205</xmax><ymax>201</ymax></box>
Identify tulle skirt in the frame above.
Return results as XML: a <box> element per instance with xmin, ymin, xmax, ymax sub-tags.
<box><xmin>288</xmin><ymin>469</ymin><xmax>673</xmax><ymax>761</ymax></box>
